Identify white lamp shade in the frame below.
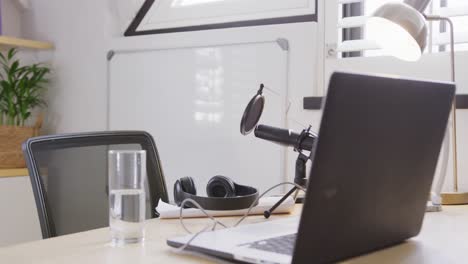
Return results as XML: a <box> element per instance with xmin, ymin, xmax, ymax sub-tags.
<box><xmin>368</xmin><ymin>3</ymin><xmax>428</xmax><ymax>61</ymax></box>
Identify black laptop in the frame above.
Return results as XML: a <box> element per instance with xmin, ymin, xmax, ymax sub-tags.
<box><xmin>168</xmin><ymin>72</ymin><xmax>456</xmax><ymax>263</ymax></box>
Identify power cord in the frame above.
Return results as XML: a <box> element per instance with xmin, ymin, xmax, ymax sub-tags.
<box><xmin>174</xmin><ymin>182</ymin><xmax>306</xmax><ymax>253</ymax></box>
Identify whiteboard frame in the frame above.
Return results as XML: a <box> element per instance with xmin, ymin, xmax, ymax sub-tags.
<box><xmin>125</xmin><ymin>0</ymin><xmax>318</xmax><ymax>36</ymax></box>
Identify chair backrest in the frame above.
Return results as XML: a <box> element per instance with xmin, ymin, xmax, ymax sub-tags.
<box><xmin>22</xmin><ymin>131</ymin><xmax>168</xmax><ymax>239</ymax></box>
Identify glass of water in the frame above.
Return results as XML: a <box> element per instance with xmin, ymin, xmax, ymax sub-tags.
<box><xmin>108</xmin><ymin>150</ymin><xmax>146</xmax><ymax>245</ymax></box>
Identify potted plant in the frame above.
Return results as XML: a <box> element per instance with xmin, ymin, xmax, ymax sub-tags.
<box><xmin>0</xmin><ymin>48</ymin><xmax>50</xmax><ymax>168</ymax></box>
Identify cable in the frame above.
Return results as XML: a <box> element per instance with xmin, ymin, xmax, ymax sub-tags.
<box><xmin>262</xmin><ymin>84</ymin><xmax>309</xmax><ymax>128</ymax></box>
<box><xmin>233</xmin><ymin>182</ymin><xmax>305</xmax><ymax>227</ymax></box>
<box><xmin>178</xmin><ymin>198</ymin><xmax>228</xmax><ymax>234</ymax></box>
<box><xmin>175</xmin><ymin>181</ymin><xmax>306</xmax><ymax>252</ymax></box>
<box><xmin>173</xmin><ymin>224</ymin><xmax>213</xmax><ymax>253</ymax></box>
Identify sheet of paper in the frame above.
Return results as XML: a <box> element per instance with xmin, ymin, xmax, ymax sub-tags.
<box><xmin>156</xmin><ymin>196</ymin><xmax>295</xmax><ymax>219</ymax></box>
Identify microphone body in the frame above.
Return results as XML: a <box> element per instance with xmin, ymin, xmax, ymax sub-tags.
<box><xmin>254</xmin><ymin>124</ymin><xmax>316</xmax><ymax>151</ymax></box>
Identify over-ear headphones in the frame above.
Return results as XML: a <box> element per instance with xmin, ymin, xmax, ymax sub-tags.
<box><xmin>173</xmin><ymin>175</ymin><xmax>259</xmax><ymax>210</ymax></box>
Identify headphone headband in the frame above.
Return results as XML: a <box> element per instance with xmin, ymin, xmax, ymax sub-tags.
<box><xmin>174</xmin><ymin>176</ymin><xmax>259</xmax><ymax>211</ymax></box>
<box><xmin>177</xmin><ymin>190</ymin><xmax>258</xmax><ymax>211</ymax></box>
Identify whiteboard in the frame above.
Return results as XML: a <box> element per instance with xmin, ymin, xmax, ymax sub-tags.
<box><xmin>108</xmin><ymin>41</ymin><xmax>290</xmax><ymax>201</ymax></box>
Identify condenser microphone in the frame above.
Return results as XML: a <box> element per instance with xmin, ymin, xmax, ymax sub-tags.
<box><xmin>254</xmin><ymin>124</ymin><xmax>316</xmax><ymax>151</ymax></box>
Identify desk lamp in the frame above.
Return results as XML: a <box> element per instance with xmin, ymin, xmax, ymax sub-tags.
<box><xmin>367</xmin><ymin>0</ymin><xmax>468</xmax><ymax>205</ymax></box>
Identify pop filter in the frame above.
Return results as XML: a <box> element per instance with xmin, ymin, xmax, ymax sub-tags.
<box><xmin>240</xmin><ymin>84</ymin><xmax>265</xmax><ymax>135</ymax></box>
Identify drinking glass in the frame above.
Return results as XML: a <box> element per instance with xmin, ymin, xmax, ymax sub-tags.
<box><xmin>108</xmin><ymin>150</ymin><xmax>146</xmax><ymax>245</ymax></box>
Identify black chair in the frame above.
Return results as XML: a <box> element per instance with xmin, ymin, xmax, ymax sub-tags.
<box><xmin>22</xmin><ymin>131</ymin><xmax>168</xmax><ymax>239</ymax></box>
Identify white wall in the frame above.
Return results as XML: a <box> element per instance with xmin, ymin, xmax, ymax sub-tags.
<box><xmin>15</xmin><ymin>0</ymin><xmax>468</xmax><ymax>195</ymax></box>
<box><xmin>8</xmin><ymin>0</ymin><xmax>468</xmax><ymax>244</ymax></box>
<box><xmin>15</xmin><ymin>1</ymin><xmax>320</xmax><ymax>185</ymax></box>
<box><xmin>2</xmin><ymin>0</ymin><xmax>23</xmax><ymax>37</ymax></box>
<box><xmin>18</xmin><ymin>1</ymin><xmax>114</xmax><ymax>133</ymax></box>
<box><xmin>18</xmin><ymin>1</ymin><xmax>319</xmax><ymax>136</ymax></box>
<box><xmin>0</xmin><ymin>2</ymin><xmax>320</xmax><ymax>245</ymax></box>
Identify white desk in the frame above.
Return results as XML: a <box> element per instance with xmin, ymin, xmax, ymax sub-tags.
<box><xmin>0</xmin><ymin>205</ymin><xmax>467</xmax><ymax>264</ymax></box>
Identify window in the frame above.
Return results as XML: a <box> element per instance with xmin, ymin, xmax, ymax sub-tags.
<box><xmin>433</xmin><ymin>0</ymin><xmax>468</xmax><ymax>52</ymax></box>
<box><xmin>126</xmin><ymin>0</ymin><xmax>317</xmax><ymax>36</ymax></box>
<box><xmin>333</xmin><ymin>0</ymin><xmax>468</xmax><ymax>58</ymax></box>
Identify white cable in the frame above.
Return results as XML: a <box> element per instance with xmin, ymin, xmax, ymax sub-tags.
<box><xmin>175</xmin><ymin>182</ymin><xmax>306</xmax><ymax>252</ymax></box>
<box><xmin>179</xmin><ymin>198</ymin><xmax>228</xmax><ymax>234</ymax></box>
<box><xmin>262</xmin><ymin>85</ymin><xmax>283</xmax><ymax>97</ymax></box>
<box><xmin>173</xmin><ymin>224</ymin><xmax>213</xmax><ymax>253</ymax></box>
<box><xmin>263</xmin><ymin>84</ymin><xmax>309</xmax><ymax>128</ymax></box>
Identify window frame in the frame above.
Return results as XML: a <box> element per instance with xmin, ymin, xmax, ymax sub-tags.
<box><xmin>125</xmin><ymin>0</ymin><xmax>318</xmax><ymax>36</ymax></box>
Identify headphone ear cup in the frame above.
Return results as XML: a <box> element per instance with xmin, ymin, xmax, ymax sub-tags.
<box><xmin>180</xmin><ymin>176</ymin><xmax>197</xmax><ymax>195</ymax></box>
<box><xmin>173</xmin><ymin>179</ymin><xmax>183</xmax><ymax>207</ymax></box>
<box><xmin>173</xmin><ymin>177</ymin><xmax>197</xmax><ymax>207</ymax></box>
<box><xmin>206</xmin><ymin>175</ymin><xmax>236</xmax><ymax>198</ymax></box>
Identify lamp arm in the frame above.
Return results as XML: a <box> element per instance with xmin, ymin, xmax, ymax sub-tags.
<box><xmin>424</xmin><ymin>15</ymin><xmax>455</xmax><ymax>82</ymax></box>
<box><xmin>424</xmin><ymin>14</ymin><xmax>459</xmax><ymax>193</ymax></box>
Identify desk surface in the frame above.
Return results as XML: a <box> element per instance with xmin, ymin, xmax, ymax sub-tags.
<box><xmin>1</xmin><ymin>205</ymin><xmax>467</xmax><ymax>264</ymax></box>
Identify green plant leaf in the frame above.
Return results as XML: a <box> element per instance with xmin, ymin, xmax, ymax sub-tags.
<box><xmin>7</xmin><ymin>48</ymin><xmax>17</xmax><ymax>60</ymax></box>
<box><xmin>0</xmin><ymin>48</ymin><xmax>50</xmax><ymax>124</ymax></box>
<box><xmin>0</xmin><ymin>51</ymin><xmax>6</xmax><ymax>63</ymax></box>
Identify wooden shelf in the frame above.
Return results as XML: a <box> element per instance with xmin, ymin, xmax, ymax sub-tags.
<box><xmin>0</xmin><ymin>168</ymin><xmax>29</xmax><ymax>178</ymax></box>
<box><xmin>0</xmin><ymin>36</ymin><xmax>54</xmax><ymax>50</ymax></box>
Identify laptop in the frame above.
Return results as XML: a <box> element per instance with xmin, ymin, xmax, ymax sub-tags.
<box><xmin>167</xmin><ymin>72</ymin><xmax>455</xmax><ymax>263</ymax></box>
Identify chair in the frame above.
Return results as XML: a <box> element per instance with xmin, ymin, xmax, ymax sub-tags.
<box><xmin>22</xmin><ymin>131</ymin><xmax>168</xmax><ymax>239</ymax></box>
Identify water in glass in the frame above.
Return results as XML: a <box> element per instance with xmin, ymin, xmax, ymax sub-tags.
<box><xmin>109</xmin><ymin>188</ymin><xmax>145</xmax><ymax>245</ymax></box>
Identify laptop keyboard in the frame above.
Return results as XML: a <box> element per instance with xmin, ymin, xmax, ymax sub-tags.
<box><xmin>242</xmin><ymin>233</ymin><xmax>297</xmax><ymax>256</ymax></box>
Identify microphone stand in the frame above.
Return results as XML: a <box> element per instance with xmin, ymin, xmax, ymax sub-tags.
<box><xmin>264</xmin><ymin>126</ymin><xmax>314</xmax><ymax>218</ymax></box>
